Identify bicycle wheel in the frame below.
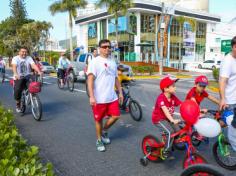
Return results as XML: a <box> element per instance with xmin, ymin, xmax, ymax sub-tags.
<box><xmin>191</xmin><ymin>131</ymin><xmax>202</xmax><ymax>147</ymax></box>
<box><xmin>141</xmin><ymin>135</ymin><xmax>164</xmax><ymax>162</ymax></box>
<box><xmin>183</xmin><ymin>153</ymin><xmax>207</xmax><ymax>169</ymax></box>
<box><xmin>57</xmin><ymin>78</ymin><xmax>63</xmax><ymax>89</ymax></box>
<box><xmin>129</xmin><ymin>99</ymin><xmax>142</xmax><ymax>121</ymax></box>
<box><xmin>213</xmin><ymin>140</ymin><xmax>236</xmax><ymax>170</ymax></box>
<box><xmin>67</xmin><ymin>72</ymin><xmax>74</xmax><ymax>92</ymax></box>
<box><xmin>20</xmin><ymin>94</ymin><xmax>26</xmax><ymax>115</ymax></box>
<box><xmin>180</xmin><ymin>164</ymin><xmax>224</xmax><ymax>176</ymax></box>
<box><xmin>31</xmin><ymin>94</ymin><xmax>42</xmax><ymax>121</ymax></box>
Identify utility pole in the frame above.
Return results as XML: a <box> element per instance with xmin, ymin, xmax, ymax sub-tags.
<box><xmin>159</xmin><ymin>2</ymin><xmax>165</xmax><ymax>75</ymax></box>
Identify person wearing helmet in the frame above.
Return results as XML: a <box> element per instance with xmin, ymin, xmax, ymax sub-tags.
<box><xmin>152</xmin><ymin>76</ymin><xmax>182</xmax><ymax>157</ymax></box>
<box><xmin>57</xmin><ymin>52</ymin><xmax>71</xmax><ymax>87</ymax></box>
<box><xmin>185</xmin><ymin>75</ymin><xmax>220</xmax><ymax>114</ymax></box>
<box><xmin>117</xmin><ymin>65</ymin><xmax>133</xmax><ymax>84</ymax></box>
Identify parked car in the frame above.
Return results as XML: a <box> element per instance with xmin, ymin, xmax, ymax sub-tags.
<box><xmin>70</xmin><ymin>53</ymin><xmax>133</xmax><ymax>81</ymax></box>
<box><xmin>40</xmin><ymin>61</ymin><xmax>55</xmax><ymax>73</ymax></box>
<box><xmin>198</xmin><ymin>60</ymin><xmax>221</xmax><ymax>70</ymax></box>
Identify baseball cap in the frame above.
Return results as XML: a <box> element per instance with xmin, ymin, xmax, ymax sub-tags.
<box><xmin>195</xmin><ymin>75</ymin><xmax>208</xmax><ymax>86</ymax></box>
<box><xmin>160</xmin><ymin>76</ymin><xmax>179</xmax><ymax>90</ymax></box>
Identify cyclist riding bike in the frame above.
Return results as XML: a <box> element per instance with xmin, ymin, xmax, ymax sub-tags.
<box><xmin>12</xmin><ymin>47</ymin><xmax>43</xmax><ymax>113</ymax></box>
<box><xmin>0</xmin><ymin>56</ymin><xmax>6</xmax><ymax>82</ymax></box>
<box><xmin>57</xmin><ymin>52</ymin><xmax>71</xmax><ymax>87</ymax></box>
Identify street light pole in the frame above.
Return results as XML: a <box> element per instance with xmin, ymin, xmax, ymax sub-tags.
<box><xmin>159</xmin><ymin>2</ymin><xmax>165</xmax><ymax>75</ymax></box>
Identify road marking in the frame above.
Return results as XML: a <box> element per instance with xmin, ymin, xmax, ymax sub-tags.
<box><xmin>140</xmin><ymin>104</ymin><xmax>146</xmax><ymax>107</ymax></box>
<box><xmin>74</xmin><ymin>88</ymin><xmax>86</xmax><ymax>93</ymax></box>
<box><xmin>43</xmin><ymin>82</ymin><xmax>53</xmax><ymax>85</ymax></box>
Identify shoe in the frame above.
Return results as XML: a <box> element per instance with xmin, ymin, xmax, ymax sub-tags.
<box><xmin>101</xmin><ymin>131</ymin><xmax>111</xmax><ymax>145</ymax></box>
<box><xmin>163</xmin><ymin>150</ymin><xmax>175</xmax><ymax>160</ymax></box>
<box><xmin>16</xmin><ymin>107</ymin><xmax>21</xmax><ymax>113</ymax></box>
<box><xmin>96</xmin><ymin>140</ymin><xmax>105</xmax><ymax>152</ymax></box>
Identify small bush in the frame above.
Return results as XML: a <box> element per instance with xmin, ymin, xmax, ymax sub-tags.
<box><xmin>131</xmin><ymin>66</ymin><xmax>155</xmax><ymax>75</ymax></box>
<box><xmin>0</xmin><ymin>105</ymin><xmax>54</xmax><ymax>176</ymax></box>
<box><xmin>213</xmin><ymin>68</ymin><xmax>219</xmax><ymax>81</ymax></box>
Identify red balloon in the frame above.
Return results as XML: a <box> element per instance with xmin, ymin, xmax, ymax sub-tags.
<box><xmin>180</xmin><ymin>100</ymin><xmax>200</xmax><ymax>125</ymax></box>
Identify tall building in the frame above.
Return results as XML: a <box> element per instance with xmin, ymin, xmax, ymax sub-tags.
<box><xmin>75</xmin><ymin>0</ymin><xmax>220</xmax><ymax>68</ymax></box>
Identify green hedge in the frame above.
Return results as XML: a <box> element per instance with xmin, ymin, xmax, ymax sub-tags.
<box><xmin>131</xmin><ymin>66</ymin><xmax>155</xmax><ymax>75</ymax></box>
<box><xmin>0</xmin><ymin>105</ymin><xmax>54</xmax><ymax>176</ymax></box>
<box><xmin>213</xmin><ymin>68</ymin><xmax>219</xmax><ymax>81</ymax></box>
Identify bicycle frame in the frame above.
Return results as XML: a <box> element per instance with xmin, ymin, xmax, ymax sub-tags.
<box><xmin>150</xmin><ymin>124</ymin><xmax>196</xmax><ymax>159</ymax></box>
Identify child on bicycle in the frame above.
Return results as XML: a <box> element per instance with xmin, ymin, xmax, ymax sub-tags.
<box><xmin>152</xmin><ymin>76</ymin><xmax>182</xmax><ymax>156</ymax></box>
<box><xmin>117</xmin><ymin>65</ymin><xmax>134</xmax><ymax>111</ymax></box>
<box><xmin>185</xmin><ymin>75</ymin><xmax>220</xmax><ymax>116</ymax></box>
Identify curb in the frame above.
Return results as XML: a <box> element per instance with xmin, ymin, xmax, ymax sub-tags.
<box><xmin>207</xmin><ymin>86</ymin><xmax>219</xmax><ymax>93</ymax></box>
<box><xmin>133</xmin><ymin>76</ymin><xmax>160</xmax><ymax>80</ymax></box>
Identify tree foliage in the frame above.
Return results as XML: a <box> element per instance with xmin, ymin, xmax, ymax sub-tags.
<box><xmin>0</xmin><ymin>1</ymin><xmax>52</xmax><ymax>56</ymax></box>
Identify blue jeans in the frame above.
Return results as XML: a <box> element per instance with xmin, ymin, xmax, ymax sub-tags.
<box><xmin>227</xmin><ymin>104</ymin><xmax>236</xmax><ymax>151</ymax></box>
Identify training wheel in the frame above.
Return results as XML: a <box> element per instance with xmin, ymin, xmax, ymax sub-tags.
<box><xmin>140</xmin><ymin>158</ymin><xmax>148</xmax><ymax>166</ymax></box>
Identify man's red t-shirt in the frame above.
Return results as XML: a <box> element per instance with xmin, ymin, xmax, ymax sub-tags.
<box><xmin>152</xmin><ymin>93</ymin><xmax>182</xmax><ymax>124</ymax></box>
<box><xmin>185</xmin><ymin>87</ymin><xmax>209</xmax><ymax>105</ymax></box>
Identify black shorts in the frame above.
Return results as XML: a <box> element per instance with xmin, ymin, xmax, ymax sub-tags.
<box><xmin>58</xmin><ymin>68</ymin><xmax>65</xmax><ymax>79</ymax></box>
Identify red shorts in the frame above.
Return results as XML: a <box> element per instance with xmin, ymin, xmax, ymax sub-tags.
<box><xmin>92</xmin><ymin>100</ymin><xmax>120</xmax><ymax>122</ymax></box>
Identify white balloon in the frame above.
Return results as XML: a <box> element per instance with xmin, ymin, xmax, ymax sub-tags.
<box><xmin>194</xmin><ymin>118</ymin><xmax>221</xmax><ymax>138</ymax></box>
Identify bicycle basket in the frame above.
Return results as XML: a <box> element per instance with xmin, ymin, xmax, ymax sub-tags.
<box><xmin>29</xmin><ymin>82</ymin><xmax>41</xmax><ymax>93</ymax></box>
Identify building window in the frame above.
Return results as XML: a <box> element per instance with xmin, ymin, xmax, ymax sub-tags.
<box><xmin>170</xmin><ymin>18</ymin><xmax>182</xmax><ymax>37</ymax></box>
<box><xmin>196</xmin><ymin>22</ymin><xmax>206</xmax><ymax>38</ymax></box>
<box><xmin>195</xmin><ymin>22</ymin><xmax>206</xmax><ymax>61</ymax></box>
<box><xmin>88</xmin><ymin>22</ymin><xmax>97</xmax><ymax>38</ymax></box>
<box><xmin>88</xmin><ymin>22</ymin><xmax>97</xmax><ymax>50</ymax></box>
<box><xmin>100</xmin><ymin>19</ymin><xmax>107</xmax><ymax>40</ymax></box>
<box><xmin>141</xmin><ymin>14</ymin><xmax>155</xmax><ymax>33</ymax></box>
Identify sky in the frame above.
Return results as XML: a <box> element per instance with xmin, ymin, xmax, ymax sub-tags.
<box><xmin>0</xmin><ymin>0</ymin><xmax>235</xmax><ymax>41</ymax></box>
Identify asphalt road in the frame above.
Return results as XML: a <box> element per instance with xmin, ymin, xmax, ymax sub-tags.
<box><xmin>0</xmin><ymin>71</ymin><xmax>234</xmax><ymax>176</ymax></box>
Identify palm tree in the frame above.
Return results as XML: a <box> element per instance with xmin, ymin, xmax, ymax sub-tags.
<box><xmin>49</xmin><ymin>0</ymin><xmax>87</xmax><ymax>60</ymax></box>
<box><xmin>96</xmin><ymin>0</ymin><xmax>133</xmax><ymax>47</ymax></box>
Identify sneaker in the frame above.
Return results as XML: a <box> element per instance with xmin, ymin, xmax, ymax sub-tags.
<box><xmin>101</xmin><ymin>131</ymin><xmax>111</xmax><ymax>145</ymax></box>
<box><xmin>16</xmin><ymin>107</ymin><xmax>21</xmax><ymax>113</ymax></box>
<box><xmin>96</xmin><ymin>140</ymin><xmax>105</xmax><ymax>152</ymax></box>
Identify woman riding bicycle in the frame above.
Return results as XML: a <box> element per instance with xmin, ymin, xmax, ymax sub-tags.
<box><xmin>57</xmin><ymin>52</ymin><xmax>71</xmax><ymax>87</ymax></box>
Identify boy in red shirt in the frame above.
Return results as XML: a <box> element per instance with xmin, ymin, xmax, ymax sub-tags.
<box><xmin>152</xmin><ymin>76</ymin><xmax>182</xmax><ymax>154</ymax></box>
<box><xmin>185</xmin><ymin>75</ymin><xmax>220</xmax><ymax>113</ymax></box>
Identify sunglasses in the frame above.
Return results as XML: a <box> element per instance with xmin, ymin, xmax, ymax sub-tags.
<box><xmin>100</xmin><ymin>45</ymin><xmax>111</xmax><ymax>49</ymax></box>
<box><xmin>198</xmin><ymin>85</ymin><xmax>206</xmax><ymax>88</ymax></box>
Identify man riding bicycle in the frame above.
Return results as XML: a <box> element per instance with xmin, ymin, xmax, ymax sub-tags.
<box><xmin>12</xmin><ymin>47</ymin><xmax>42</xmax><ymax>113</ymax></box>
<box><xmin>57</xmin><ymin>52</ymin><xmax>71</xmax><ymax>87</ymax></box>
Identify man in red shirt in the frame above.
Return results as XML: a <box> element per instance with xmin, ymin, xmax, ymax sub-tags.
<box><xmin>185</xmin><ymin>75</ymin><xmax>220</xmax><ymax>113</ymax></box>
<box><xmin>152</xmin><ymin>76</ymin><xmax>182</xmax><ymax>155</ymax></box>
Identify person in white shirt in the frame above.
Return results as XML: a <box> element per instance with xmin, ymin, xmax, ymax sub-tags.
<box><xmin>57</xmin><ymin>52</ymin><xmax>71</xmax><ymax>87</ymax></box>
<box><xmin>219</xmin><ymin>36</ymin><xmax>236</xmax><ymax>151</ymax></box>
<box><xmin>12</xmin><ymin>47</ymin><xmax>42</xmax><ymax>113</ymax></box>
<box><xmin>0</xmin><ymin>56</ymin><xmax>6</xmax><ymax>83</ymax></box>
<box><xmin>87</xmin><ymin>39</ymin><xmax>123</xmax><ymax>152</ymax></box>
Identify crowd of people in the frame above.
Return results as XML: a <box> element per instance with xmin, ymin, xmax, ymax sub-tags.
<box><xmin>6</xmin><ymin>36</ymin><xmax>236</xmax><ymax>154</ymax></box>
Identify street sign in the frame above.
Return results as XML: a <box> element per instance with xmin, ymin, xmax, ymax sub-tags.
<box><xmin>221</xmin><ymin>40</ymin><xmax>232</xmax><ymax>54</ymax></box>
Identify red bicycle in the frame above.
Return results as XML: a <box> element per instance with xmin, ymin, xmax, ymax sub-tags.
<box><xmin>57</xmin><ymin>67</ymin><xmax>74</xmax><ymax>92</ymax></box>
<box><xmin>140</xmin><ymin>122</ymin><xmax>207</xmax><ymax>169</ymax></box>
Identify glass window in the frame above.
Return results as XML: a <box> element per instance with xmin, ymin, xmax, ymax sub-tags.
<box><xmin>108</xmin><ymin>16</ymin><xmax>127</xmax><ymax>34</ymax></box>
<box><xmin>88</xmin><ymin>23</ymin><xmax>97</xmax><ymax>38</ymax></box>
<box><xmin>100</xmin><ymin>19</ymin><xmax>107</xmax><ymax>40</ymax></box>
<box><xmin>141</xmin><ymin>14</ymin><xmax>155</xmax><ymax>33</ymax></box>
